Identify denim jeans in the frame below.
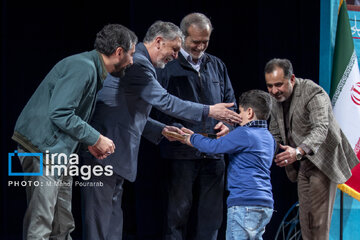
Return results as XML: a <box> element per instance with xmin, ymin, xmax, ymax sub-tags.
<box><xmin>226</xmin><ymin>205</ymin><xmax>273</xmax><ymax>240</ymax></box>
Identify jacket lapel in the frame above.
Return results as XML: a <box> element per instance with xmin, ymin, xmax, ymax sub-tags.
<box><xmin>288</xmin><ymin>78</ymin><xmax>301</xmax><ymax>132</ymax></box>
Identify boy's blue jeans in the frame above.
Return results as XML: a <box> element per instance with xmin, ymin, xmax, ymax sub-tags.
<box><xmin>226</xmin><ymin>205</ymin><xmax>273</xmax><ymax>240</ymax></box>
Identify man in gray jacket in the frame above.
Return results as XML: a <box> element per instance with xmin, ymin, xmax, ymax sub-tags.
<box><xmin>265</xmin><ymin>58</ymin><xmax>359</xmax><ymax>239</ymax></box>
<box><xmin>80</xmin><ymin>21</ymin><xmax>240</xmax><ymax>240</ymax></box>
<box><xmin>12</xmin><ymin>24</ymin><xmax>137</xmax><ymax>240</ymax></box>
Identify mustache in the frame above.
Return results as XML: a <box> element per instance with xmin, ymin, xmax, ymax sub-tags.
<box><xmin>274</xmin><ymin>92</ymin><xmax>283</xmax><ymax>97</ymax></box>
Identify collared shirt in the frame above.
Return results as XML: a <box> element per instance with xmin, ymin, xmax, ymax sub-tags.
<box><xmin>179</xmin><ymin>48</ymin><xmax>208</xmax><ymax>118</ymax></box>
<box><xmin>180</xmin><ymin>48</ymin><xmax>204</xmax><ymax>72</ymax></box>
<box><xmin>244</xmin><ymin>120</ymin><xmax>268</xmax><ymax>129</ymax></box>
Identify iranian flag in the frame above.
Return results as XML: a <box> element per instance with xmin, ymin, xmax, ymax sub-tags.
<box><xmin>331</xmin><ymin>0</ymin><xmax>360</xmax><ymax>201</ymax></box>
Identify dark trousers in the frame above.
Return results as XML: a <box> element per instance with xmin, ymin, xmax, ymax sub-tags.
<box><xmin>165</xmin><ymin>158</ymin><xmax>225</xmax><ymax>240</ymax></box>
<box><xmin>297</xmin><ymin>159</ymin><xmax>337</xmax><ymax>240</ymax></box>
<box><xmin>81</xmin><ymin>153</ymin><xmax>124</xmax><ymax>240</ymax></box>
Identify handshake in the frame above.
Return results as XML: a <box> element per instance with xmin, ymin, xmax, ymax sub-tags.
<box><xmin>162</xmin><ymin>121</ymin><xmax>230</xmax><ymax>147</ymax></box>
<box><xmin>87</xmin><ymin>122</ymin><xmax>230</xmax><ymax>160</ymax></box>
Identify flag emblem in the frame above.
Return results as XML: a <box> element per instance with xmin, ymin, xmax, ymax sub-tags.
<box><xmin>351</xmin><ymin>82</ymin><xmax>360</xmax><ymax>105</ymax></box>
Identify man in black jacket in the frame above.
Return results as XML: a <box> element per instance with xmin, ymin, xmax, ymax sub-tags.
<box><xmin>155</xmin><ymin>13</ymin><xmax>237</xmax><ymax>240</ymax></box>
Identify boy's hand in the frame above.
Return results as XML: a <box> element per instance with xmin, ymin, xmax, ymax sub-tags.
<box><xmin>214</xmin><ymin>122</ymin><xmax>229</xmax><ymax>138</ymax></box>
<box><xmin>181</xmin><ymin>127</ymin><xmax>194</xmax><ymax>146</ymax></box>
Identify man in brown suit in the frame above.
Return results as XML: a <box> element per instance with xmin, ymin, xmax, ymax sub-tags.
<box><xmin>264</xmin><ymin>58</ymin><xmax>359</xmax><ymax>240</ymax></box>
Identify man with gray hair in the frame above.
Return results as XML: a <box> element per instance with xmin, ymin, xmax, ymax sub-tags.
<box><xmin>153</xmin><ymin>13</ymin><xmax>237</xmax><ymax>240</ymax></box>
<box><xmin>80</xmin><ymin>20</ymin><xmax>240</xmax><ymax>240</ymax></box>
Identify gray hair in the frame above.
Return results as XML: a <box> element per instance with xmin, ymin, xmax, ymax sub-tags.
<box><xmin>143</xmin><ymin>21</ymin><xmax>184</xmax><ymax>43</ymax></box>
<box><xmin>180</xmin><ymin>12</ymin><xmax>213</xmax><ymax>37</ymax></box>
<box><xmin>264</xmin><ymin>58</ymin><xmax>293</xmax><ymax>79</ymax></box>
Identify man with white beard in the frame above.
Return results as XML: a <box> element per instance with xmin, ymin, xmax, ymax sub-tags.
<box><xmin>80</xmin><ymin>20</ymin><xmax>241</xmax><ymax>240</ymax></box>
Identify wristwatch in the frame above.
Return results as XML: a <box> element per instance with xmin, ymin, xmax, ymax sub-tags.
<box><xmin>295</xmin><ymin>148</ymin><xmax>303</xmax><ymax>161</ymax></box>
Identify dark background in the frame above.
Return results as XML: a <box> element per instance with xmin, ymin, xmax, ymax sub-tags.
<box><xmin>1</xmin><ymin>0</ymin><xmax>319</xmax><ymax>239</ymax></box>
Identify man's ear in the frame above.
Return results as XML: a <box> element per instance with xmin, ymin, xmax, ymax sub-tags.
<box><xmin>155</xmin><ymin>36</ymin><xmax>163</xmax><ymax>49</ymax></box>
<box><xmin>115</xmin><ymin>47</ymin><xmax>124</xmax><ymax>57</ymax></box>
<box><xmin>290</xmin><ymin>74</ymin><xmax>296</xmax><ymax>85</ymax></box>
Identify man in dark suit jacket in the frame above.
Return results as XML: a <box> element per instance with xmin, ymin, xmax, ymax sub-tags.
<box><xmin>80</xmin><ymin>21</ymin><xmax>240</xmax><ymax>240</ymax></box>
<box><xmin>265</xmin><ymin>58</ymin><xmax>359</xmax><ymax>240</ymax></box>
<box><xmin>154</xmin><ymin>13</ymin><xmax>236</xmax><ymax>240</ymax></box>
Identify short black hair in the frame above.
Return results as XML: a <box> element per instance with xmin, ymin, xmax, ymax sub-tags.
<box><xmin>238</xmin><ymin>90</ymin><xmax>272</xmax><ymax>120</ymax></box>
<box><xmin>264</xmin><ymin>58</ymin><xmax>293</xmax><ymax>79</ymax></box>
<box><xmin>94</xmin><ymin>24</ymin><xmax>138</xmax><ymax>56</ymax></box>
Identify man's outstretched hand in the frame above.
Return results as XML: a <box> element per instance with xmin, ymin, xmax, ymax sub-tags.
<box><xmin>209</xmin><ymin>103</ymin><xmax>240</xmax><ymax>125</ymax></box>
<box><xmin>162</xmin><ymin>126</ymin><xmax>186</xmax><ymax>142</ymax></box>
